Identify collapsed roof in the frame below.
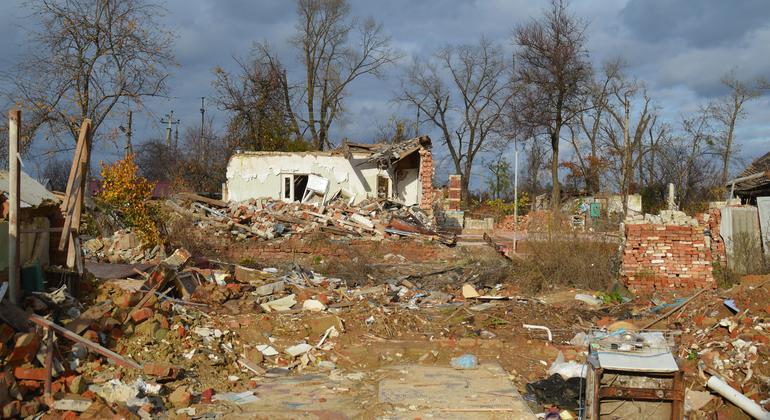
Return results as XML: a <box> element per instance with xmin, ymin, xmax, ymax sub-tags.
<box><xmin>0</xmin><ymin>170</ymin><xmax>61</xmax><ymax>208</ymax></box>
<box><xmin>335</xmin><ymin>136</ymin><xmax>431</xmax><ymax>167</ymax></box>
<box><xmin>728</xmin><ymin>151</ymin><xmax>770</xmax><ymax>199</ymax></box>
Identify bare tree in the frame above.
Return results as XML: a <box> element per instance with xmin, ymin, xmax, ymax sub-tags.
<box><xmin>373</xmin><ymin>116</ymin><xmax>412</xmax><ymax>144</ymax></box>
<box><xmin>569</xmin><ymin>59</ymin><xmax>619</xmax><ymax>194</ymax></box>
<box><xmin>601</xmin><ymin>66</ymin><xmax>656</xmax><ymax>215</ymax></box>
<box><xmin>485</xmin><ymin>155</ymin><xmax>513</xmax><ymax>200</ymax></box>
<box><xmin>4</xmin><ymin>0</ymin><xmax>175</xmax><ymax>151</ymax></box>
<box><xmin>710</xmin><ymin>72</ymin><xmax>767</xmax><ymax>186</ymax></box>
<box><xmin>213</xmin><ymin>44</ymin><xmax>305</xmax><ymax>152</ymax></box>
<box><xmin>293</xmin><ymin>0</ymin><xmax>398</xmax><ymax>150</ymax></box>
<box><xmin>41</xmin><ymin>158</ymin><xmax>71</xmax><ymax>192</ymax></box>
<box><xmin>658</xmin><ymin>108</ymin><xmax>718</xmax><ymax>209</ymax></box>
<box><xmin>522</xmin><ymin>138</ymin><xmax>549</xmax><ymax>205</ymax></box>
<box><xmin>513</xmin><ymin>0</ymin><xmax>592</xmax><ymax>212</ymax></box>
<box><xmin>401</xmin><ymin>38</ymin><xmax>514</xmax><ymax>204</ymax></box>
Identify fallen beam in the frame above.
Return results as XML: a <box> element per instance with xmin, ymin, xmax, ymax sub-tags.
<box><xmin>29</xmin><ymin>314</ymin><xmax>142</xmax><ymax>370</ymax></box>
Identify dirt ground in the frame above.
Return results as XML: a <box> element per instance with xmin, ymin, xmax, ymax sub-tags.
<box><xmin>24</xmin><ymin>236</ymin><xmax>770</xmax><ymax>419</ymax></box>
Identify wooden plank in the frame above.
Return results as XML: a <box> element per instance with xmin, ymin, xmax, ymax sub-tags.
<box><xmin>61</xmin><ymin>120</ymin><xmax>90</xmax><ymax>212</ymax></box>
<box><xmin>66</xmin><ymin>159</ymin><xmax>88</xmax><ymax>267</ymax></box>
<box><xmin>598</xmin><ymin>386</ymin><xmax>680</xmax><ymax>401</ymax></box>
<box><xmin>58</xmin><ymin>155</ymin><xmax>84</xmax><ymax>251</ymax></box>
<box><xmin>29</xmin><ymin>314</ymin><xmax>142</xmax><ymax>370</ymax></box>
<box><xmin>124</xmin><ymin>266</ymin><xmax>173</xmax><ymax>323</ymax></box>
<box><xmin>65</xmin><ymin>301</ymin><xmax>113</xmax><ymax>335</ymax></box>
<box><xmin>0</xmin><ymin>301</ymin><xmax>32</xmax><ymax>331</ymax></box>
<box><xmin>58</xmin><ymin>120</ymin><xmax>91</xmax><ymax>252</ymax></box>
<box><xmin>176</xmin><ymin>192</ymin><xmax>227</xmax><ymax>208</ymax></box>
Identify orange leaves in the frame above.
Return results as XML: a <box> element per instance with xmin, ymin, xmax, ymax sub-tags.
<box><xmin>98</xmin><ymin>154</ymin><xmax>159</xmax><ymax>244</ymax></box>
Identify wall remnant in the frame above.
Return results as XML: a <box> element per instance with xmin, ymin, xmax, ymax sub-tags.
<box><xmin>622</xmin><ymin>210</ymin><xmax>721</xmax><ymax>292</ymax></box>
<box><xmin>418</xmin><ymin>148</ymin><xmax>434</xmax><ymax>214</ymax></box>
<box><xmin>447</xmin><ymin>175</ymin><xmax>461</xmax><ymax>211</ymax></box>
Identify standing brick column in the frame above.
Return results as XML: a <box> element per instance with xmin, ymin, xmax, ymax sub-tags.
<box><xmin>448</xmin><ymin>175</ymin><xmax>462</xmax><ymax>210</ymax></box>
<box><xmin>418</xmin><ymin>148</ymin><xmax>434</xmax><ymax>213</ymax></box>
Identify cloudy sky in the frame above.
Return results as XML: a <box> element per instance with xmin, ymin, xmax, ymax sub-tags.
<box><xmin>1</xmin><ymin>0</ymin><xmax>769</xmax><ymax>187</ymax></box>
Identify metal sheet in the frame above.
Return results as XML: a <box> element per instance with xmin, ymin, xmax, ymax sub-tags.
<box><xmin>596</xmin><ymin>350</ymin><xmax>679</xmax><ymax>373</ymax></box>
<box><xmin>0</xmin><ymin>170</ymin><xmax>60</xmax><ymax>208</ymax></box>
<box><xmin>594</xmin><ymin>332</ymin><xmax>679</xmax><ymax>373</ymax></box>
<box><xmin>757</xmin><ymin>197</ymin><xmax>770</xmax><ymax>256</ymax></box>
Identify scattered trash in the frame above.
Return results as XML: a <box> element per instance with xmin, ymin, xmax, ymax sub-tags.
<box><xmin>574</xmin><ymin>294</ymin><xmax>602</xmax><ymax>306</ymax></box>
<box><xmin>547</xmin><ymin>352</ymin><xmax>586</xmax><ymax>379</ymax></box>
<box><xmin>212</xmin><ymin>391</ymin><xmax>260</xmax><ymax>404</ymax></box>
<box><xmin>723</xmin><ymin>298</ymin><xmax>739</xmax><ymax>313</ymax></box>
<box><xmin>526</xmin><ymin>374</ymin><xmax>585</xmax><ymax>410</ymax></box>
<box><xmin>450</xmin><ymin>354</ymin><xmax>478</xmax><ymax>370</ymax></box>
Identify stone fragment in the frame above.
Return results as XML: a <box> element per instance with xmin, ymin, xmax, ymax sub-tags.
<box><xmin>169</xmin><ymin>387</ymin><xmax>192</xmax><ymax>408</ymax></box>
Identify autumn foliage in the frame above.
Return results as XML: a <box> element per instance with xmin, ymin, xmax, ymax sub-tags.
<box><xmin>98</xmin><ymin>154</ymin><xmax>159</xmax><ymax>244</ymax></box>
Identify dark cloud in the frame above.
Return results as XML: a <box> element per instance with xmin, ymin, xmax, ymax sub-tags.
<box><xmin>621</xmin><ymin>0</ymin><xmax>770</xmax><ymax>48</ymax></box>
<box><xmin>1</xmin><ymin>0</ymin><xmax>769</xmax><ymax>179</ymax></box>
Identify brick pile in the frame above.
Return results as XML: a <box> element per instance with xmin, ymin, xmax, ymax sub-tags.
<box><xmin>622</xmin><ymin>211</ymin><xmax>720</xmax><ymax>292</ymax></box>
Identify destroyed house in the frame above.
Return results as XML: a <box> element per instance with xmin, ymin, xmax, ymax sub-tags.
<box><xmin>729</xmin><ymin>150</ymin><xmax>770</xmax><ymax>203</ymax></box>
<box><xmin>224</xmin><ymin>136</ymin><xmax>434</xmax><ymax>210</ymax></box>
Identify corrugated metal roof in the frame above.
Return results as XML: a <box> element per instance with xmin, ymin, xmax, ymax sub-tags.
<box><xmin>0</xmin><ymin>170</ymin><xmax>61</xmax><ymax>208</ymax></box>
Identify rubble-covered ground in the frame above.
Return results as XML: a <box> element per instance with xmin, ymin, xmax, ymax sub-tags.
<box><xmin>1</xmin><ymin>195</ymin><xmax>769</xmax><ymax>419</ymax></box>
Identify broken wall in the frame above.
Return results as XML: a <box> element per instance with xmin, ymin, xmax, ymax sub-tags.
<box><xmin>622</xmin><ymin>210</ymin><xmax>721</xmax><ymax>292</ymax></box>
<box><xmin>225</xmin><ymin>152</ymin><xmax>423</xmax><ymax>206</ymax></box>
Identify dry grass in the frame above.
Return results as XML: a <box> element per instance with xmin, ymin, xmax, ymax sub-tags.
<box><xmin>315</xmin><ymin>247</ymin><xmax>375</xmax><ymax>287</ymax></box>
<box><xmin>510</xmin><ymin>235</ymin><xmax>619</xmax><ymax>293</ymax></box>
<box><xmin>731</xmin><ymin>231</ymin><xmax>768</xmax><ymax>276</ymax></box>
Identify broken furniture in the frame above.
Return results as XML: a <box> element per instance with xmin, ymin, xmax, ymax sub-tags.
<box><xmin>584</xmin><ymin>331</ymin><xmax>684</xmax><ymax>419</ymax></box>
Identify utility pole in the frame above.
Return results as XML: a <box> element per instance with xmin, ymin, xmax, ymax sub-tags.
<box><xmin>200</xmin><ymin>97</ymin><xmax>205</xmax><ymax>139</ymax></box>
<box><xmin>513</xmin><ymin>137</ymin><xmax>519</xmax><ymax>254</ymax></box>
<box><xmin>160</xmin><ymin>110</ymin><xmax>179</xmax><ymax>147</ymax></box>
<box><xmin>174</xmin><ymin>123</ymin><xmax>180</xmax><ymax>149</ymax></box>
<box><xmin>124</xmin><ymin>110</ymin><xmax>133</xmax><ymax>157</ymax></box>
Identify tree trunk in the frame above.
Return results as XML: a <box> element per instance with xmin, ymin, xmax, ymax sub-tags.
<box><xmin>721</xmin><ymin>111</ymin><xmax>738</xmax><ymax>186</ymax></box>
<box><xmin>550</xmin><ymin>129</ymin><xmax>560</xmax><ymax>212</ymax></box>
<box><xmin>621</xmin><ymin>99</ymin><xmax>630</xmax><ymax>216</ymax></box>
<box><xmin>461</xmin><ymin>173</ymin><xmax>471</xmax><ymax>206</ymax></box>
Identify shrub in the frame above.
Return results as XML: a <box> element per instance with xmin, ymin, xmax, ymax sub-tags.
<box><xmin>98</xmin><ymin>155</ymin><xmax>159</xmax><ymax>244</ymax></box>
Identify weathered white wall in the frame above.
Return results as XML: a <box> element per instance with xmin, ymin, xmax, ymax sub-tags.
<box><xmin>395</xmin><ymin>168</ymin><xmax>419</xmax><ymax>206</ymax></box>
<box><xmin>225</xmin><ymin>152</ymin><xmax>421</xmax><ymax>205</ymax></box>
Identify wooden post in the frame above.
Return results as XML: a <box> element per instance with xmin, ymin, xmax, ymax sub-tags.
<box><xmin>8</xmin><ymin>110</ymin><xmax>21</xmax><ymax>305</ymax></box>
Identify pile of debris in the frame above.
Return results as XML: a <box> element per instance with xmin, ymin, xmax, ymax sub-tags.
<box><xmin>168</xmin><ymin>193</ymin><xmax>455</xmax><ymax>245</ymax></box>
<box><xmin>0</xmin><ymin>247</ymin><xmax>352</xmax><ymax>417</ymax></box>
<box><xmin>624</xmin><ymin>209</ymin><xmax>699</xmax><ymax>226</ymax></box>
<box><xmin>3</xmin><ymin>242</ymin><xmax>523</xmax><ymax>418</ymax></box>
<box><xmin>82</xmin><ymin>229</ymin><xmax>166</xmax><ymax>264</ymax></box>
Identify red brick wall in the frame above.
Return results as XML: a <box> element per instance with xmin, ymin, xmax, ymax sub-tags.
<box><xmin>448</xmin><ymin>175</ymin><xmax>462</xmax><ymax>210</ymax></box>
<box><xmin>622</xmin><ymin>223</ymin><xmax>719</xmax><ymax>293</ymax></box>
<box><xmin>698</xmin><ymin>209</ymin><xmax>726</xmax><ymax>269</ymax></box>
<box><xmin>418</xmin><ymin>148</ymin><xmax>435</xmax><ymax>214</ymax></box>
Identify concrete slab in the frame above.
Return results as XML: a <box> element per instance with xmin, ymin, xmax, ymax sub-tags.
<box><xmin>377</xmin><ymin>363</ymin><xmax>536</xmax><ymax>419</ymax></box>
<box><xmin>207</xmin><ymin>373</ymin><xmax>367</xmax><ymax>419</ymax></box>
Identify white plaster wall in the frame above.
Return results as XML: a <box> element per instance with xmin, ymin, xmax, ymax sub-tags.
<box><xmin>396</xmin><ymin>168</ymin><xmax>419</xmax><ymax>206</ymax></box>
<box><xmin>225</xmin><ymin>153</ymin><xmax>416</xmax><ymax>204</ymax></box>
